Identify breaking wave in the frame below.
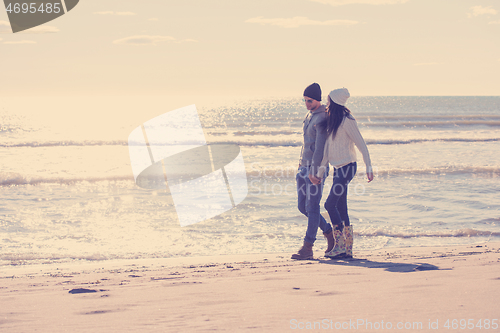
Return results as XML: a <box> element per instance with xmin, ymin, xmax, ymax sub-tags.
<box><xmin>357</xmin><ymin>228</ymin><xmax>500</xmax><ymax>238</ymax></box>
<box><xmin>0</xmin><ymin>172</ymin><xmax>133</xmax><ymax>187</ymax></box>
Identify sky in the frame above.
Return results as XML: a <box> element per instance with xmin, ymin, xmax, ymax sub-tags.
<box><xmin>1</xmin><ymin>0</ymin><xmax>499</xmax><ymax>97</ymax></box>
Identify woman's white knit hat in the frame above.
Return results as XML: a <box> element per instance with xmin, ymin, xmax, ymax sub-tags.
<box><xmin>329</xmin><ymin>88</ymin><xmax>350</xmax><ymax>106</ymax></box>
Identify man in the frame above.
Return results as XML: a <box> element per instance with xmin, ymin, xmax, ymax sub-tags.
<box><xmin>291</xmin><ymin>83</ymin><xmax>334</xmax><ymax>260</ymax></box>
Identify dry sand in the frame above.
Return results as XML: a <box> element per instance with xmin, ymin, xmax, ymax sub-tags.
<box><xmin>1</xmin><ymin>242</ymin><xmax>499</xmax><ymax>332</ymax></box>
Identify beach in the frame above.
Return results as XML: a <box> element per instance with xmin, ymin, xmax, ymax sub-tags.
<box><xmin>1</xmin><ymin>242</ymin><xmax>499</xmax><ymax>332</ymax></box>
<box><xmin>2</xmin><ymin>0</ymin><xmax>499</xmax><ymax>331</ymax></box>
<box><xmin>1</xmin><ymin>96</ymin><xmax>499</xmax><ymax>332</ymax></box>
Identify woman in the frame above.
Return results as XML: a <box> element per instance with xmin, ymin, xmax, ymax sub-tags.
<box><xmin>309</xmin><ymin>88</ymin><xmax>373</xmax><ymax>259</ymax></box>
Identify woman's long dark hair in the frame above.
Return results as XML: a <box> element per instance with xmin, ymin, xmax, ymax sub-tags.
<box><xmin>322</xmin><ymin>96</ymin><xmax>354</xmax><ymax>139</ymax></box>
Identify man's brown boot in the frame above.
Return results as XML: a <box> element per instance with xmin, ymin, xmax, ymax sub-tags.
<box><xmin>291</xmin><ymin>241</ymin><xmax>314</xmax><ymax>260</ymax></box>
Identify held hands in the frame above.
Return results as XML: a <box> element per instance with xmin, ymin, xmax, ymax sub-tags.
<box><xmin>308</xmin><ymin>174</ymin><xmax>321</xmax><ymax>185</ymax></box>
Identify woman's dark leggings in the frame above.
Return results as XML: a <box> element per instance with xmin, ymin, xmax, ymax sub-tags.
<box><xmin>324</xmin><ymin>162</ymin><xmax>357</xmax><ymax>232</ymax></box>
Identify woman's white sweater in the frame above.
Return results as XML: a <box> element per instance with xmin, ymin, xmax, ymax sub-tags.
<box><xmin>317</xmin><ymin>116</ymin><xmax>372</xmax><ymax>178</ymax></box>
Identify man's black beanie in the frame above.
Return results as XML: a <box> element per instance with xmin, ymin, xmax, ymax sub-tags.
<box><xmin>303</xmin><ymin>83</ymin><xmax>321</xmax><ymax>102</ymax></box>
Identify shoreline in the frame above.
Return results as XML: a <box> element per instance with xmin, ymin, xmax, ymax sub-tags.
<box><xmin>1</xmin><ymin>242</ymin><xmax>499</xmax><ymax>332</ymax></box>
<box><xmin>1</xmin><ymin>236</ymin><xmax>497</xmax><ymax>273</ymax></box>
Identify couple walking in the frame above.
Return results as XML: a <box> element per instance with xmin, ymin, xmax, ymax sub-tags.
<box><xmin>292</xmin><ymin>83</ymin><xmax>374</xmax><ymax>260</ymax></box>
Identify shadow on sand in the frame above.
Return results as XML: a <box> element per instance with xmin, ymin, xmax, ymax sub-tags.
<box><xmin>316</xmin><ymin>257</ymin><xmax>442</xmax><ymax>273</ymax></box>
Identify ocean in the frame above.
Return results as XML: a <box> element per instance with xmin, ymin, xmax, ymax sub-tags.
<box><xmin>1</xmin><ymin>96</ymin><xmax>499</xmax><ymax>267</ymax></box>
